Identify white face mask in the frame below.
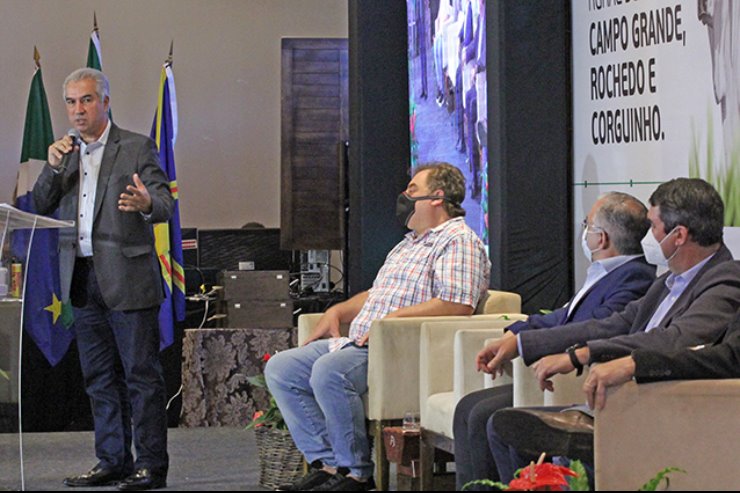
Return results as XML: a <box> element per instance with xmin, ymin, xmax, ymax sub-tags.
<box><xmin>641</xmin><ymin>227</ymin><xmax>678</xmax><ymax>266</ymax></box>
<box><xmin>581</xmin><ymin>228</ymin><xmax>601</xmax><ymax>262</ymax></box>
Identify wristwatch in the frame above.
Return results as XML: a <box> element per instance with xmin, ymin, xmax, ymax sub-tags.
<box><xmin>566</xmin><ymin>343</ymin><xmax>585</xmax><ymax>376</ymax></box>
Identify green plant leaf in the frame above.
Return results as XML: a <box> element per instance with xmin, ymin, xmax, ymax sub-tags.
<box><xmin>461</xmin><ymin>479</ymin><xmax>508</xmax><ymax>491</ymax></box>
<box><xmin>246</xmin><ymin>374</ymin><xmax>267</xmax><ymax>388</ymax></box>
<box><xmin>638</xmin><ymin>467</ymin><xmax>686</xmax><ymax>491</ymax></box>
<box><xmin>567</xmin><ymin>459</ymin><xmax>590</xmax><ymax>491</ymax></box>
<box><xmin>0</xmin><ymin>369</ymin><xmax>9</xmax><ymax>381</ymax></box>
<box><xmin>689</xmin><ymin>108</ymin><xmax>740</xmax><ymax>226</ymax></box>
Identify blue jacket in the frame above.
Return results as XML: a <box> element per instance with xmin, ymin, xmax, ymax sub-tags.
<box><xmin>520</xmin><ymin>247</ymin><xmax>739</xmax><ymax>365</ymax></box>
<box><xmin>507</xmin><ymin>256</ymin><xmax>656</xmax><ymax>335</ymax></box>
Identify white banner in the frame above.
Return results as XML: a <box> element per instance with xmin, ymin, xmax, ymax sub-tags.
<box><xmin>572</xmin><ymin>0</ymin><xmax>739</xmax><ymax>284</ymax></box>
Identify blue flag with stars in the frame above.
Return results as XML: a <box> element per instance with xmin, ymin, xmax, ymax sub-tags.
<box><xmin>13</xmin><ymin>63</ymin><xmax>75</xmax><ymax>366</ymax></box>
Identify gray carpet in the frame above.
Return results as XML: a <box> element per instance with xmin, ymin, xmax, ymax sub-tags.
<box><xmin>0</xmin><ymin>427</ymin><xmax>268</xmax><ymax>491</ymax></box>
<box><xmin>0</xmin><ymin>428</ymin><xmax>403</xmax><ymax>491</ymax></box>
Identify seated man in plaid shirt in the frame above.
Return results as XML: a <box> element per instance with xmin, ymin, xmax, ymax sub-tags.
<box><xmin>265</xmin><ymin>162</ymin><xmax>491</xmax><ymax>491</ymax></box>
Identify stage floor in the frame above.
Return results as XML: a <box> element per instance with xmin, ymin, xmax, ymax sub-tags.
<box><xmin>0</xmin><ymin>427</ymin><xmax>266</xmax><ymax>491</ymax></box>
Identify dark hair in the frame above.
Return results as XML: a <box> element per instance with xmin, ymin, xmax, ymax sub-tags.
<box><xmin>413</xmin><ymin>162</ymin><xmax>466</xmax><ymax>218</ymax></box>
<box><xmin>649</xmin><ymin>178</ymin><xmax>724</xmax><ymax>246</ymax></box>
<box><xmin>594</xmin><ymin>192</ymin><xmax>650</xmax><ymax>255</ymax></box>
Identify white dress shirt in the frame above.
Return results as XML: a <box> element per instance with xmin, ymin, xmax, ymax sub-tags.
<box><xmin>76</xmin><ymin>120</ymin><xmax>112</xmax><ymax>257</ymax></box>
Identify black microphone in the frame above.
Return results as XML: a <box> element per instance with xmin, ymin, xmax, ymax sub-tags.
<box><xmin>59</xmin><ymin>128</ymin><xmax>80</xmax><ymax>172</ymax></box>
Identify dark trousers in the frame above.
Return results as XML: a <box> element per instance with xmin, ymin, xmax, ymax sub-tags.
<box><xmin>486</xmin><ymin>405</ymin><xmax>595</xmax><ymax>489</ymax></box>
<box><xmin>72</xmin><ymin>258</ymin><xmax>168</xmax><ymax>475</ymax></box>
<box><xmin>486</xmin><ymin>406</ymin><xmax>568</xmax><ymax>483</ymax></box>
<box><xmin>453</xmin><ymin>385</ymin><xmax>512</xmax><ymax>490</ymax></box>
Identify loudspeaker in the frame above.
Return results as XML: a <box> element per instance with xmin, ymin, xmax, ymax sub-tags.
<box><xmin>197</xmin><ymin>229</ymin><xmax>293</xmax><ymax>272</ymax></box>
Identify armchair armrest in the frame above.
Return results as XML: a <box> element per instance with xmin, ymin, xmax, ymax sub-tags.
<box><xmin>369</xmin><ymin>314</ymin><xmax>513</xmax><ymax>421</ymax></box>
<box><xmin>595</xmin><ymin>379</ymin><xmax>740</xmax><ymax>490</ymax></box>
<box><xmin>543</xmin><ymin>371</ymin><xmax>589</xmax><ymax>407</ymax></box>
<box><xmin>297</xmin><ymin>313</ymin><xmax>350</xmax><ymax>345</ymax></box>
<box><xmin>482</xmin><ymin>337</ymin><xmax>508</xmax><ymax>391</ymax></box>
<box><xmin>476</xmin><ymin>290</ymin><xmax>521</xmax><ymax>315</ymax></box>
<box><xmin>455</xmin><ymin>328</ymin><xmax>518</xmax><ymax>400</ymax></box>
<box><xmin>418</xmin><ymin>319</ymin><xmax>517</xmax><ymax>438</ymax></box>
<box><xmin>511</xmin><ymin>355</ymin><xmax>544</xmax><ymax>407</ymax></box>
<box><xmin>419</xmin><ymin>320</ymin><xmax>515</xmax><ymax>416</ymax></box>
<box><xmin>510</xmin><ymin>353</ymin><xmax>589</xmax><ymax>407</ymax></box>
<box><xmin>297</xmin><ymin>289</ymin><xmax>521</xmax><ymax>344</ymax></box>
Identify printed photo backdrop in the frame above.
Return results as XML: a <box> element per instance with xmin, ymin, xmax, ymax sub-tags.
<box><xmin>572</xmin><ymin>0</ymin><xmax>739</xmax><ymax>283</ymax></box>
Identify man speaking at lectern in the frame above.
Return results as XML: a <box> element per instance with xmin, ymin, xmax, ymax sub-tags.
<box><xmin>33</xmin><ymin>68</ymin><xmax>173</xmax><ymax>491</ymax></box>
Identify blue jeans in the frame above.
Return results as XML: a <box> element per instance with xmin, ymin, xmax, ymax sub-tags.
<box><xmin>264</xmin><ymin>340</ymin><xmax>372</xmax><ymax>479</ymax></box>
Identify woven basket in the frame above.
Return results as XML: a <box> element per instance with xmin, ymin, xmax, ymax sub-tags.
<box><xmin>254</xmin><ymin>427</ymin><xmax>304</xmax><ymax>489</ymax></box>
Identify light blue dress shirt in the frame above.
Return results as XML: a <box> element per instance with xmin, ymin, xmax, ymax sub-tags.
<box><xmin>644</xmin><ymin>253</ymin><xmax>715</xmax><ymax>332</ymax></box>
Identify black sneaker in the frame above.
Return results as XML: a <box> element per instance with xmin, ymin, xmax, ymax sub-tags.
<box><xmin>309</xmin><ymin>474</ymin><xmax>375</xmax><ymax>491</ymax></box>
<box><xmin>276</xmin><ymin>462</ymin><xmax>333</xmax><ymax>491</ymax></box>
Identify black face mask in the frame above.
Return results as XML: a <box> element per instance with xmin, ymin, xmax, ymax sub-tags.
<box><xmin>395</xmin><ymin>192</ymin><xmax>456</xmax><ymax>227</ymax></box>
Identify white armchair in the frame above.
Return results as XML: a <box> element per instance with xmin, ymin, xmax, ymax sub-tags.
<box><xmin>418</xmin><ymin>317</ymin><xmax>526</xmax><ymax>490</ymax></box>
<box><xmin>595</xmin><ymin>379</ymin><xmax>740</xmax><ymax>490</ymax></box>
<box><xmin>296</xmin><ymin>290</ymin><xmax>522</xmax><ymax>490</ymax></box>
<box><xmin>511</xmin><ymin>356</ymin><xmax>588</xmax><ymax>408</ymax></box>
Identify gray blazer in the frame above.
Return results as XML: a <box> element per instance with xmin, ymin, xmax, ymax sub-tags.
<box><xmin>633</xmin><ymin>309</ymin><xmax>740</xmax><ymax>382</ymax></box>
<box><xmin>519</xmin><ymin>245</ymin><xmax>739</xmax><ymax>365</ymax></box>
<box><xmin>33</xmin><ymin>124</ymin><xmax>174</xmax><ymax>311</ymax></box>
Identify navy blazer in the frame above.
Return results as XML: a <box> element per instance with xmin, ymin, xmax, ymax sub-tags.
<box><xmin>520</xmin><ymin>246</ymin><xmax>739</xmax><ymax>365</ymax></box>
<box><xmin>633</xmin><ymin>309</ymin><xmax>740</xmax><ymax>382</ymax></box>
<box><xmin>507</xmin><ymin>256</ymin><xmax>656</xmax><ymax>334</ymax></box>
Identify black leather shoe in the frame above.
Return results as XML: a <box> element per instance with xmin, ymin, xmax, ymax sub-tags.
<box><xmin>277</xmin><ymin>468</ymin><xmax>334</xmax><ymax>491</ymax></box>
<box><xmin>117</xmin><ymin>468</ymin><xmax>167</xmax><ymax>491</ymax></box>
<box><xmin>492</xmin><ymin>408</ymin><xmax>594</xmax><ymax>462</ymax></box>
<box><xmin>309</xmin><ymin>474</ymin><xmax>376</xmax><ymax>491</ymax></box>
<box><xmin>277</xmin><ymin>461</ymin><xmax>349</xmax><ymax>491</ymax></box>
<box><xmin>63</xmin><ymin>465</ymin><xmax>128</xmax><ymax>487</ymax></box>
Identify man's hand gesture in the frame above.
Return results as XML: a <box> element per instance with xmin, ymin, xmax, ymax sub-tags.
<box><xmin>303</xmin><ymin>308</ymin><xmax>342</xmax><ymax>345</ymax></box>
<box><xmin>476</xmin><ymin>332</ymin><xmax>518</xmax><ymax>378</ymax></box>
<box><xmin>531</xmin><ymin>353</ymin><xmax>575</xmax><ymax>392</ymax></box>
<box><xmin>583</xmin><ymin>356</ymin><xmax>635</xmax><ymax>410</ymax></box>
<box><xmin>118</xmin><ymin>173</ymin><xmax>153</xmax><ymax>214</ymax></box>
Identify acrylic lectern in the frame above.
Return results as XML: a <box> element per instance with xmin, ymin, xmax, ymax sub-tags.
<box><xmin>0</xmin><ymin>203</ymin><xmax>74</xmax><ymax>491</ymax></box>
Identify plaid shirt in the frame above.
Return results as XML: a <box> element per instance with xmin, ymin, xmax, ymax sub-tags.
<box><xmin>329</xmin><ymin>217</ymin><xmax>491</xmax><ymax>352</ymax></box>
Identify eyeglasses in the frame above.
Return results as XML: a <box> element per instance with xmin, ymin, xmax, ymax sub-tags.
<box><xmin>581</xmin><ymin>218</ymin><xmax>604</xmax><ymax>233</ymax></box>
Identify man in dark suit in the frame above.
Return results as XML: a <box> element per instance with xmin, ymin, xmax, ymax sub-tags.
<box><xmin>453</xmin><ymin>191</ymin><xmax>655</xmax><ymax>489</ymax></box>
<box><xmin>488</xmin><ymin>178</ymin><xmax>740</xmax><ymax>483</ymax></box>
<box><xmin>33</xmin><ymin>68</ymin><xmax>173</xmax><ymax>491</ymax></box>
<box><xmin>582</xmin><ymin>308</ymin><xmax>740</xmax><ymax>410</ymax></box>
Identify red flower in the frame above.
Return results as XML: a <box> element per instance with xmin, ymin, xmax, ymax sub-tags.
<box><xmin>252</xmin><ymin>410</ymin><xmax>265</xmax><ymax>428</ymax></box>
<box><xmin>262</xmin><ymin>353</ymin><xmax>271</xmax><ymax>362</ymax></box>
<box><xmin>507</xmin><ymin>462</ymin><xmax>578</xmax><ymax>491</ymax></box>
